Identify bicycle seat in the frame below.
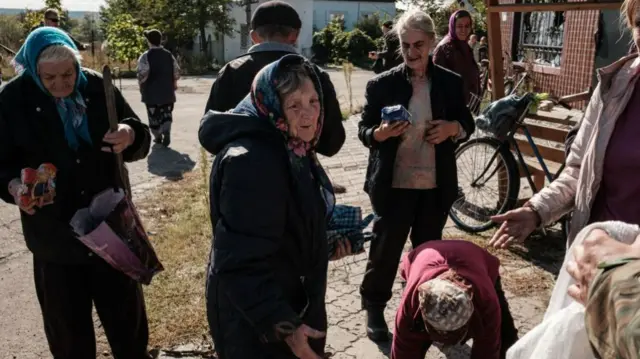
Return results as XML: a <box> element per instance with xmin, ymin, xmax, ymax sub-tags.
<box><xmin>512</xmin><ymin>63</ymin><xmax>526</xmax><ymax>73</ymax></box>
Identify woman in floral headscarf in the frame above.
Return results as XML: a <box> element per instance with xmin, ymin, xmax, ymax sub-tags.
<box><xmin>433</xmin><ymin>10</ymin><xmax>480</xmax><ymax>108</ymax></box>
<box><xmin>199</xmin><ymin>54</ymin><xmax>350</xmax><ymax>359</ymax></box>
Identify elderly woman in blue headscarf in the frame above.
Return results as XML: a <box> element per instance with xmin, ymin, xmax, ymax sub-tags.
<box><xmin>199</xmin><ymin>54</ymin><xmax>355</xmax><ymax>359</ymax></box>
<box><xmin>0</xmin><ymin>27</ymin><xmax>152</xmax><ymax>358</ymax></box>
<box><xmin>433</xmin><ymin>9</ymin><xmax>480</xmax><ymax>107</ymax></box>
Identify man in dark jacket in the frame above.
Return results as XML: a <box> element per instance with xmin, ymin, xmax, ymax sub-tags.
<box><xmin>204</xmin><ymin>1</ymin><xmax>346</xmax><ymax>161</ymax></box>
<box><xmin>137</xmin><ymin>29</ymin><xmax>181</xmax><ymax>147</ymax></box>
<box><xmin>30</xmin><ymin>8</ymin><xmax>87</xmax><ymax>51</ymax></box>
<box><xmin>370</xmin><ymin>21</ymin><xmax>403</xmax><ymax>74</ymax></box>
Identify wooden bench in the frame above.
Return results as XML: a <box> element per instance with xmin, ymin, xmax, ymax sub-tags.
<box><xmin>511</xmin><ymin>106</ymin><xmax>582</xmax><ymax>205</ymax></box>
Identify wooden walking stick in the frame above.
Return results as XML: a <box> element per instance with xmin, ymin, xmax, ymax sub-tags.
<box><xmin>102</xmin><ymin>65</ymin><xmax>129</xmax><ymax>193</ymax></box>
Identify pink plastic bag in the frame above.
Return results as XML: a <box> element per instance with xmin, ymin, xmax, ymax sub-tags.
<box><xmin>71</xmin><ymin>188</ymin><xmax>163</xmax><ymax>285</ymax></box>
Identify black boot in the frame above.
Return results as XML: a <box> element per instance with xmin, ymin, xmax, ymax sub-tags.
<box><xmin>365</xmin><ymin>307</ymin><xmax>390</xmax><ymax>342</ymax></box>
<box><xmin>162</xmin><ymin>132</ymin><xmax>171</xmax><ymax>147</ymax></box>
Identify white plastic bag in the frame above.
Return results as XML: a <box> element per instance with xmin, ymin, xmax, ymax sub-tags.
<box><xmin>506</xmin><ymin>221</ymin><xmax>640</xmax><ymax>359</ymax></box>
<box><xmin>506</xmin><ymin>302</ymin><xmax>594</xmax><ymax>359</ymax></box>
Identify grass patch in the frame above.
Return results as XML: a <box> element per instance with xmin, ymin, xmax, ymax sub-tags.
<box><xmin>136</xmin><ymin>149</ymin><xmax>212</xmax><ymax>349</ymax></box>
<box><xmin>444</xmin><ymin>226</ymin><xmax>563</xmax><ymax>299</ymax></box>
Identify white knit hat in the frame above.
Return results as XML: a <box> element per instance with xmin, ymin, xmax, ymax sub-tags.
<box><xmin>418</xmin><ymin>278</ymin><xmax>474</xmax><ymax>332</ymax></box>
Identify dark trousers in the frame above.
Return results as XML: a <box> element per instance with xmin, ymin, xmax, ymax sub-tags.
<box><xmin>34</xmin><ymin>257</ymin><xmax>150</xmax><ymax>359</ymax></box>
<box><xmin>146</xmin><ymin>103</ymin><xmax>174</xmax><ymax>140</ymax></box>
<box><xmin>413</xmin><ymin>277</ymin><xmax>519</xmax><ymax>359</ymax></box>
<box><xmin>361</xmin><ymin>188</ymin><xmax>448</xmax><ymax>307</ymax></box>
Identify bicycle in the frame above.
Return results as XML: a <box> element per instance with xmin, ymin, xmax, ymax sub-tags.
<box><xmin>450</xmin><ymin>92</ymin><xmax>575</xmax><ymax>236</ymax></box>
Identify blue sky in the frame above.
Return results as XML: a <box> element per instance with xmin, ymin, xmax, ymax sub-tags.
<box><xmin>3</xmin><ymin>0</ymin><xmax>104</xmax><ymax>11</ymax></box>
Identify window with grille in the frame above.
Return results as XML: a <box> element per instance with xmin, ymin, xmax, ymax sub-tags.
<box><xmin>240</xmin><ymin>24</ymin><xmax>249</xmax><ymax>49</ymax></box>
<box><xmin>514</xmin><ymin>10</ymin><xmax>565</xmax><ymax>67</ymax></box>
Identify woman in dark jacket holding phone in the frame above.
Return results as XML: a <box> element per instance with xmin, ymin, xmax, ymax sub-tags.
<box><xmin>357</xmin><ymin>9</ymin><xmax>474</xmax><ymax>342</ymax></box>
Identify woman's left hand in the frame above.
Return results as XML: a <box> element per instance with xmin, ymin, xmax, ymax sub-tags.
<box><xmin>102</xmin><ymin>124</ymin><xmax>135</xmax><ymax>154</ymax></box>
<box><xmin>426</xmin><ymin>120</ymin><xmax>460</xmax><ymax>144</ymax></box>
<box><xmin>330</xmin><ymin>239</ymin><xmax>363</xmax><ymax>261</ymax></box>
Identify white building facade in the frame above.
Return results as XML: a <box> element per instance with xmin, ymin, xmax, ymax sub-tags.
<box><xmin>195</xmin><ymin>0</ymin><xmax>315</xmax><ymax>64</ymax></box>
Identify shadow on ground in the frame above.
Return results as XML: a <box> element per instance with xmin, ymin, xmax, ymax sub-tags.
<box><xmin>147</xmin><ymin>144</ymin><xmax>196</xmax><ymax>181</ymax></box>
<box><xmin>510</xmin><ymin>228</ymin><xmax>566</xmax><ymax>276</ymax></box>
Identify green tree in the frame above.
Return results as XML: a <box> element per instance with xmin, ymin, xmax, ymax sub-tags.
<box><xmin>20</xmin><ymin>0</ymin><xmax>76</xmax><ymax>36</ymax></box>
<box><xmin>100</xmin><ymin>0</ymin><xmax>234</xmax><ymax>56</ymax></box>
<box><xmin>105</xmin><ymin>13</ymin><xmax>146</xmax><ymax>70</ymax></box>
<box><xmin>187</xmin><ymin>0</ymin><xmax>235</xmax><ymax>57</ymax></box>
<box><xmin>71</xmin><ymin>14</ymin><xmax>103</xmax><ymax>43</ymax></box>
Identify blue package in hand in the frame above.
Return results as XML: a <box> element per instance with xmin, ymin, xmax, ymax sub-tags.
<box><xmin>381</xmin><ymin>105</ymin><xmax>411</xmax><ymax>122</ymax></box>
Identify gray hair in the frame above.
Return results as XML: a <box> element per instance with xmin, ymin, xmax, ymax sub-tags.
<box><xmin>37</xmin><ymin>44</ymin><xmax>82</xmax><ymax>68</ymax></box>
<box><xmin>273</xmin><ymin>63</ymin><xmax>312</xmax><ymax>99</ymax></box>
<box><xmin>394</xmin><ymin>9</ymin><xmax>436</xmax><ymax>39</ymax></box>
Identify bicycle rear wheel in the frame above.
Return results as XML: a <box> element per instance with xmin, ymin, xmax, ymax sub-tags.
<box><xmin>450</xmin><ymin>137</ymin><xmax>520</xmax><ymax>233</ymax></box>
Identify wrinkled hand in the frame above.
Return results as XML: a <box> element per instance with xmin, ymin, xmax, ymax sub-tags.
<box><xmin>373</xmin><ymin>120</ymin><xmax>410</xmax><ymax>142</ymax></box>
<box><xmin>285</xmin><ymin>324</ymin><xmax>326</xmax><ymax>359</ymax></box>
<box><xmin>102</xmin><ymin>124</ymin><xmax>135</xmax><ymax>154</ymax></box>
<box><xmin>8</xmin><ymin>178</ymin><xmax>35</xmax><ymax>215</ymax></box>
<box><xmin>489</xmin><ymin>207</ymin><xmax>539</xmax><ymax>248</ymax></box>
<box><xmin>425</xmin><ymin>120</ymin><xmax>459</xmax><ymax>144</ymax></box>
<box><xmin>566</xmin><ymin>229</ymin><xmax>640</xmax><ymax>305</ymax></box>
<box><xmin>330</xmin><ymin>239</ymin><xmax>364</xmax><ymax>261</ymax></box>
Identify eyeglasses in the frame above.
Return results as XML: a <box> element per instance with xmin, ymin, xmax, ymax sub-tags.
<box><xmin>46</xmin><ymin>18</ymin><xmax>60</xmax><ymax>23</ymax></box>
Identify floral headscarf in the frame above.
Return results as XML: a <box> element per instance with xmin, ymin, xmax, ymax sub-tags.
<box><xmin>233</xmin><ymin>54</ymin><xmax>335</xmax><ymax>217</ymax></box>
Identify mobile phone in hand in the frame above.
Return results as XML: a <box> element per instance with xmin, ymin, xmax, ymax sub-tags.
<box><xmin>381</xmin><ymin>105</ymin><xmax>411</xmax><ymax>123</ymax></box>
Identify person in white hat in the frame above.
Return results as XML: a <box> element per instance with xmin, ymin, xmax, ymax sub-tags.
<box><xmin>391</xmin><ymin>240</ymin><xmax>518</xmax><ymax>359</ymax></box>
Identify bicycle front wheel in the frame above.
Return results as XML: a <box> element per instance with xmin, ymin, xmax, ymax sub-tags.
<box><xmin>450</xmin><ymin>137</ymin><xmax>520</xmax><ymax>233</ymax></box>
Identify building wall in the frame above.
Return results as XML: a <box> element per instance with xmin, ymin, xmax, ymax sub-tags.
<box><xmin>498</xmin><ymin>0</ymin><xmax>599</xmax><ymax>105</ymax></box>
<box><xmin>312</xmin><ymin>0</ymin><xmax>396</xmax><ymax>31</ymax></box>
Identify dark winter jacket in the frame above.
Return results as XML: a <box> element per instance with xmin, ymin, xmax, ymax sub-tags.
<box><xmin>204</xmin><ymin>44</ymin><xmax>345</xmax><ymax>157</ymax></box>
<box><xmin>0</xmin><ymin>69</ymin><xmax>151</xmax><ymax>264</ymax></box>
<box><xmin>372</xmin><ymin>34</ymin><xmax>403</xmax><ymax>74</ymax></box>
<box><xmin>200</xmin><ymin>112</ymin><xmax>329</xmax><ymax>358</ymax></box>
<box><xmin>359</xmin><ymin>59</ymin><xmax>474</xmax><ymax>216</ymax></box>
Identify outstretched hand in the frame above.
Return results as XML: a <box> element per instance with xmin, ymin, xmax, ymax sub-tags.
<box><xmin>489</xmin><ymin>207</ymin><xmax>539</xmax><ymax>248</ymax></box>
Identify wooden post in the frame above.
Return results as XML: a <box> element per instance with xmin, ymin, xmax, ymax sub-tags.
<box><xmin>486</xmin><ymin>0</ymin><xmax>508</xmax><ymax>202</ymax></box>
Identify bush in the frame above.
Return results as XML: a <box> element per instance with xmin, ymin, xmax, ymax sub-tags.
<box><xmin>311</xmin><ymin>18</ymin><xmax>343</xmax><ymax>65</ymax></box>
<box><xmin>354</xmin><ymin>13</ymin><xmax>383</xmax><ymax>40</ymax></box>
<box><xmin>332</xmin><ymin>28</ymin><xmax>376</xmax><ymax>63</ymax></box>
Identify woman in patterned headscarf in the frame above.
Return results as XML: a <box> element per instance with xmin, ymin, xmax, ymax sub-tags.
<box><xmin>199</xmin><ymin>54</ymin><xmax>350</xmax><ymax>359</ymax></box>
<box><xmin>433</xmin><ymin>10</ymin><xmax>481</xmax><ymax>109</ymax></box>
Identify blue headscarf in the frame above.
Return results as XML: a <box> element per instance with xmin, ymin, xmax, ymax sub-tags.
<box><xmin>14</xmin><ymin>27</ymin><xmax>92</xmax><ymax>150</ymax></box>
<box><xmin>233</xmin><ymin>54</ymin><xmax>335</xmax><ymax>219</ymax></box>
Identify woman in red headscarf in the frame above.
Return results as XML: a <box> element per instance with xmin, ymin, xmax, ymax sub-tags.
<box><xmin>433</xmin><ymin>10</ymin><xmax>480</xmax><ymax>108</ymax></box>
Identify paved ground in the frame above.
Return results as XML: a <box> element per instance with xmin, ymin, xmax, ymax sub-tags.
<box><xmin>0</xmin><ymin>68</ymin><xmax>552</xmax><ymax>359</ymax></box>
